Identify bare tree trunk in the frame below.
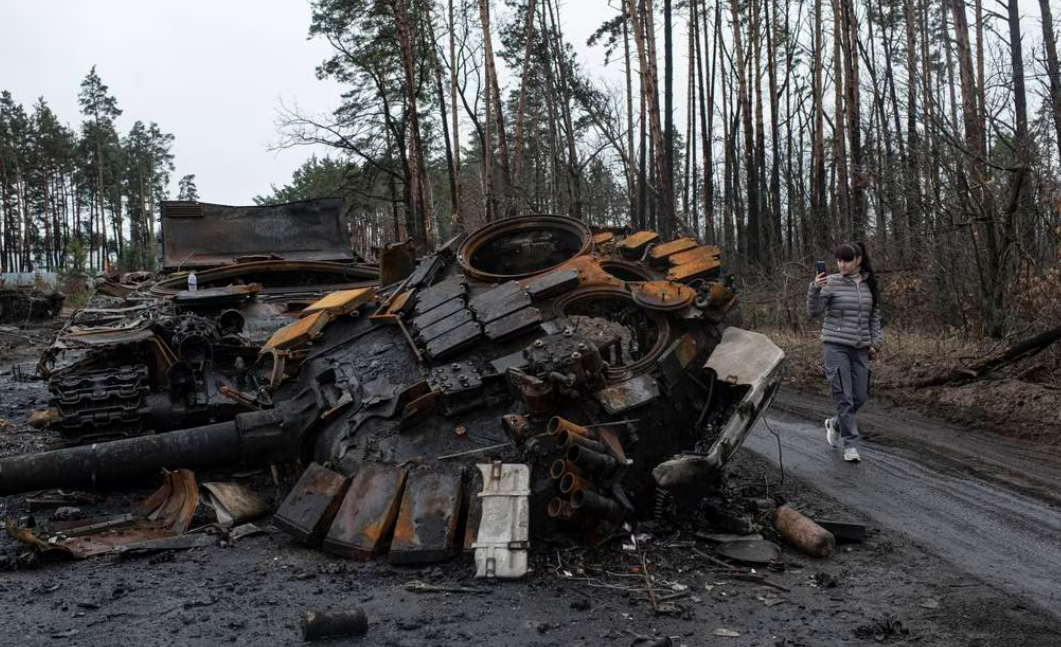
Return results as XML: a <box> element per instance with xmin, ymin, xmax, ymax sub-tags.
<box><xmin>696</xmin><ymin>0</ymin><xmax>717</xmax><ymax>242</ymax></box>
<box><xmin>627</xmin><ymin>0</ymin><xmax>673</xmax><ymax>236</ymax></box>
<box><xmin>511</xmin><ymin>0</ymin><xmax>538</xmax><ymax>208</ymax></box>
<box><xmin>664</xmin><ymin>0</ymin><xmax>675</xmax><ymax>232</ymax></box>
<box><xmin>394</xmin><ymin>0</ymin><xmax>432</xmax><ymax>246</ymax></box>
<box><xmin>624</xmin><ymin>12</ymin><xmax>638</xmax><ymax>228</ymax></box>
<box><xmin>765</xmin><ymin>0</ymin><xmax>782</xmax><ymax>255</ymax></box>
<box><xmin>543</xmin><ymin>0</ymin><xmax>583</xmax><ymax>220</ymax></box>
<box><xmin>478</xmin><ymin>0</ymin><xmax>498</xmax><ymax>222</ymax></box>
<box><xmin>840</xmin><ymin>0</ymin><xmax>864</xmax><ymax>237</ymax></box>
<box><xmin>830</xmin><ymin>0</ymin><xmax>850</xmax><ymax>234</ymax></box>
<box><xmin>810</xmin><ymin>0</ymin><xmax>828</xmax><ymax>250</ymax></box>
<box><xmin>1039</xmin><ymin>0</ymin><xmax>1061</xmax><ymax>164</ymax></box>
<box><xmin>729</xmin><ymin>0</ymin><xmax>757</xmax><ymax>259</ymax></box>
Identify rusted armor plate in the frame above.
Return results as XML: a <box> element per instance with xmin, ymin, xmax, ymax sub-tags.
<box><xmin>484</xmin><ymin>307</ymin><xmax>542</xmax><ymax>342</ymax></box>
<box><xmin>617</xmin><ymin>231</ymin><xmax>660</xmax><ymax>258</ymax></box>
<box><xmin>425</xmin><ymin>320</ymin><xmax>483</xmax><ymax>360</ymax></box>
<box><xmin>631</xmin><ymin>280</ymin><xmax>696</xmax><ymax>311</ymax></box>
<box><xmin>323</xmin><ymin>463</ymin><xmax>408</xmax><ymax>559</ymax></box>
<box><xmin>667</xmin><ymin>256</ymin><xmax>722</xmax><ymax>283</ymax></box>
<box><xmin>301</xmin><ymin>287</ymin><xmax>376</xmax><ymax>317</ymax></box>
<box><xmin>389</xmin><ymin>465</ymin><xmax>465</xmax><ymax>564</ymax></box>
<box><xmin>273</xmin><ymin>463</ymin><xmax>351</xmax><ymax>545</ymax></box>
<box><xmin>525</xmin><ymin>269</ymin><xmax>580</xmax><ymax>301</ymax></box>
<box><xmin>594</xmin><ymin>374</ymin><xmax>661</xmax><ymax>415</ymax></box>
<box><xmin>263</xmin><ymin>311</ymin><xmax>332</xmax><ymax>351</ymax></box>
<box><xmin>667</xmin><ymin>244</ymin><xmax>722</xmax><ymax>267</ymax></box>
<box><xmin>648</xmin><ymin>238</ymin><xmax>698</xmax><ymax>262</ymax></box>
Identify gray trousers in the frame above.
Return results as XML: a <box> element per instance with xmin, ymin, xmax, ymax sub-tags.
<box><xmin>823</xmin><ymin>342</ymin><xmax>869</xmax><ymax>448</ymax></box>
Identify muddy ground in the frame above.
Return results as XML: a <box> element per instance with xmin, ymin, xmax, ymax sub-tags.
<box><xmin>1</xmin><ymin>319</ymin><xmax>1060</xmax><ymax>646</ymax></box>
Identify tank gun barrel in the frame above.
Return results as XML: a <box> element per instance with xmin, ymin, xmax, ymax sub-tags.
<box><xmin>0</xmin><ymin>404</ymin><xmax>305</xmax><ymax>495</ymax></box>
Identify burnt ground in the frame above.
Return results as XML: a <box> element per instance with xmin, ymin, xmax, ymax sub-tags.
<box><xmin>1</xmin><ymin>319</ymin><xmax>1061</xmax><ymax>646</ymax></box>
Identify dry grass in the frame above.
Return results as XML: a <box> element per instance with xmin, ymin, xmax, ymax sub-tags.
<box><xmin>758</xmin><ymin>324</ymin><xmax>1061</xmax><ymax>444</ymax></box>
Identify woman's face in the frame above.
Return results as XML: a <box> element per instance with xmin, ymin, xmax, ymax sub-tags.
<box><xmin>836</xmin><ymin>255</ymin><xmax>861</xmax><ymax>275</ymax></box>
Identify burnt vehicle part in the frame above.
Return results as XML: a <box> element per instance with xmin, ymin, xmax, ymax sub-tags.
<box><xmin>0</xmin><ymin>272</ymin><xmax>65</xmax><ymax>323</ymax></box>
<box><xmin>159</xmin><ymin>198</ymin><xmax>360</xmax><ymax>270</ymax></box>
<box><xmin>1</xmin><ymin>214</ymin><xmax>784</xmax><ymax>558</ymax></box>
<box><xmin>0</xmin><ymin>288</ymin><xmax>65</xmax><ymax>323</ymax></box>
<box><xmin>33</xmin><ymin>200</ymin><xmax>379</xmax><ymax>443</ymax></box>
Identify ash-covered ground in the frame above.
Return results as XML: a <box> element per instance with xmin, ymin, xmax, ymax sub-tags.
<box><xmin>2</xmin><ymin>320</ymin><xmax>1059</xmax><ymax>647</ymax></box>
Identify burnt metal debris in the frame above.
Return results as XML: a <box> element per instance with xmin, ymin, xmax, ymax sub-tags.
<box><xmin>0</xmin><ymin>205</ymin><xmax>785</xmax><ymax>571</ymax></box>
<box><xmin>0</xmin><ymin>272</ymin><xmax>65</xmax><ymax>324</ymax></box>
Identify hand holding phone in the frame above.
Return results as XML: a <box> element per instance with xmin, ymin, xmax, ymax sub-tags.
<box><xmin>815</xmin><ymin>260</ymin><xmax>827</xmax><ymax>276</ymax></box>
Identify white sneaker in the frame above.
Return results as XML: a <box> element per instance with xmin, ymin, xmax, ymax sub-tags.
<box><xmin>825</xmin><ymin>418</ymin><xmax>839</xmax><ymax>448</ymax></box>
<box><xmin>843</xmin><ymin>447</ymin><xmax>861</xmax><ymax>462</ymax></box>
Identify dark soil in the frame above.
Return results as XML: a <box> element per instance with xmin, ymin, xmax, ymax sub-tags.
<box><xmin>2</xmin><ymin>319</ymin><xmax>1060</xmax><ymax>646</ymax></box>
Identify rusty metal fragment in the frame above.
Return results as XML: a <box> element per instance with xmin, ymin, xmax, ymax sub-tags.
<box><xmin>632</xmin><ymin>280</ymin><xmax>696</xmax><ymax>311</ymax></box>
<box><xmin>301</xmin><ymin>287</ymin><xmax>376</xmax><ymax>317</ymax></box>
<box><xmin>201</xmin><ymin>482</ymin><xmax>270</xmax><ymax>527</ymax></box>
<box><xmin>389</xmin><ymin>465</ymin><xmax>465</xmax><ymax>564</ymax></box>
<box><xmin>595</xmin><ymin>375</ymin><xmax>661</xmax><ymax>415</ymax></box>
<box><xmin>273</xmin><ymin>463</ymin><xmax>351</xmax><ymax>545</ymax></box>
<box><xmin>618</xmin><ymin>231</ymin><xmax>661</xmax><ymax>258</ymax></box>
<box><xmin>667</xmin><ymin>255</ymin><xmax>722</xmax><ymax>283</ymax></box>
<box><xmin>323</xmin><ymin>463</ymin><xmax>407</xmax><ymax>559</ymax></box>
<box><xmin>263</xmin><ymin>311</ymin><xmax>332</xmax><ymax>351</ymax></box>
<box><xmin>648</xmin><ymin>237</ymin><xmax>698</xmax><ymax>264</ymax></box>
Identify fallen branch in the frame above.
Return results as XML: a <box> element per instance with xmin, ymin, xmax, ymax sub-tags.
<box><xmin>886</xmin><ymin>323</ymin><xmax>1061</xmax><ymax>388</ymax></box>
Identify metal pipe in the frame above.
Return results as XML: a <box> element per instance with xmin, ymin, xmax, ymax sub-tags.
<box><xmin>547</xmin><ymin>497</ymin><xmax>576</xmax><ymax>519</ymax></box>
<box><xmin>556</xmin><ymin>429</ymin><xmax>607</xmax><ymax>454</ymax></box>
<box><xmin>566</xmin><ymin>444</ymin><xmax>619</xmax><ymax>476</ymax></box>
<box><xmin>559</xmin><ymin>471</ymin><xmax>592</xmax><ymax>495</ymax></box>
<box><xmin>570</xmin><ymin>488</ymin><xmax>624</xmax><ymax>521</ymax></box>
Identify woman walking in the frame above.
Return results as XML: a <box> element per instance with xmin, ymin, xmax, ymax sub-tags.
<box><xmin>806</xmin><ymin>242</ymin><xmax>883</xmax><ymax>462</ymax></box>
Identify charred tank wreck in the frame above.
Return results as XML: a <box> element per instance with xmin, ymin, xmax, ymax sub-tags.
<box><xmin>1</xmin><ymin>209</ymin><xmax>784</xmax><ymax>572</ymax></box>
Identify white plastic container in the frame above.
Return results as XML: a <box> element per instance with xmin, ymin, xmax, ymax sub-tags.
<box><xmin>187</xmin><ymin>271</ymin><xmax>197</xmax><ymax>292</ymax></box>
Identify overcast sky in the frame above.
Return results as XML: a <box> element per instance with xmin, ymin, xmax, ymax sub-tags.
<box><xmin>0</xmin><ymin>0</ymin><xmax>619</xmax><ymax>206</ymax></box>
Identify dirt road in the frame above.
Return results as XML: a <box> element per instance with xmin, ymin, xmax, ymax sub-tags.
<box><xmin>756</xmin><ymin>390</ymin><xmax>1061</xmax><ymax>624</ymax></box>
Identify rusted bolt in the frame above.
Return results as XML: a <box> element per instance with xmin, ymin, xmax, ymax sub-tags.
<box><xmin>571</xmin><ymin>352</ymin><xmax>581</xmax><ymax>360</ymax></box>
<box><xmin>577</xmin><ymin>343</ymin><xmax>587</xmax><ymax>351</ymax></box>
<box><xmin>452</xmin><ymin>363</ymin><xmax>461</xmax><ymax>370</ymax></box>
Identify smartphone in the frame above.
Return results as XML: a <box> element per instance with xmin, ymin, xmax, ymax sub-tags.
<box><xmin>815</xmin><ymin>260</ymin><xmax>827</xmax><ymax>275</ymax></box>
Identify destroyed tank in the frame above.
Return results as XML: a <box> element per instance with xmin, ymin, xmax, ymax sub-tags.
<box><xmin>0</xmin><ymin>211</ymin><xmax>784</xmax><ymax>565</ymax></box>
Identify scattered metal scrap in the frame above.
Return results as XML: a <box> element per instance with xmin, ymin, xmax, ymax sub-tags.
<box><xmin>1</xmin><ymin>210</ymin><xmax>787</xmax><ymax>572</ymax></box>
<box><xmin>4</xmin><ymin>468</ymin><xmax>267</xmax><ymax>559</ymax></box>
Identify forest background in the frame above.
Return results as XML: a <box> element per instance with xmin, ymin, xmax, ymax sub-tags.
<box><xmin>2</xmin><ymin>0</ymin><xmax>1060</xmax><ymax>422</ymax></box>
